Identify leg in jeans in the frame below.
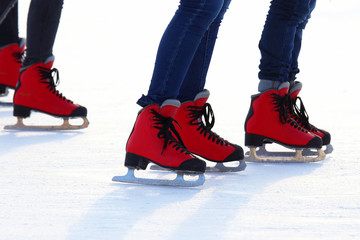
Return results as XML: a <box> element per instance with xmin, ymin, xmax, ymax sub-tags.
<box><xmin>11</xmin><ymin>0</ymin><xmax>88</xmax><ymax>128</ymax></box>
<box><xmin>177</xmin><ymin>0</ymin><xmax>231</xmax><ymax>102</ymax></box>
<box><xmin>245</xmin><ymin>0</ymin><xmax>329</xmax><ymax>157</ymax></box>
<box><xmin>137</xmin><ymin>0</ymin><xmax>225</xmax><ymax>107</ymax></box>
<box><xmin>288</xmin><ymin>0</ymin><xmax>316</xmax><ymax>82</ymax></box>
<box><xmin>163</xmin><ymin>0</ymin><xmax>244</xmax><ymax>166</ymax></box>
<box><xmin>258</xmin><ymin>0</ymin><xmax>317</xmax><ymax>89</ymax></box>
<box><xmin>127</xmin><ymin>0</ymin><xmax>243</xmax><ymax>175</ymax></box>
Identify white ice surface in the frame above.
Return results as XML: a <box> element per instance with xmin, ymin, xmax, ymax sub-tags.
<box><xmin>1</xmin><ymin>0</ymin><xmax>360</xmax><ymax>239</ymax></box>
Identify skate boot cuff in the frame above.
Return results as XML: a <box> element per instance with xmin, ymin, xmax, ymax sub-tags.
<box><xmin>160</xmin><ymin>99</ymin><xmax>181</xmax><ymax>109</ymax></box>
<box><xmin>289</xmin><ymin>81</ymin><xmax>302</xmax><ymax>97</ymax></box>
<box><xmin>44</xmin><ymin>56</ymin><xmax>55</xmax><ymax>64</ymax></box>
<box><xmin>160</xmin><ymin>99</ymin><xmax>181</xmax><ymax>118</ymax></box>
<box><xmin>194</xmin><ymin>89</ymin><xmax>210</xmax><ymax>102</ymax></box>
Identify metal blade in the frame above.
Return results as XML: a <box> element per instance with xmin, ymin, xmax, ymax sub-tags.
<box><xmin>245</xmin><ymin>147</ymin><xmax>326</xmax><ymax>163</ymax></box>
<box><xmin>112</xmin><ymin>168</ymin><xmax>205</xmax><ymax>187</ymax></box>
<box><xmin>4</xmin><ymin>117</ymin><xmax>89</xmax><ymax>131</ymax></box>
<box><xmin>245</xmin><ymin>144</ymin><xmax>333</xmax><ymax>157</ymax></box>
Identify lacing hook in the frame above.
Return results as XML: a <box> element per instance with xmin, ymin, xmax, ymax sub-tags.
<box><xmin>50</xmin><ymin>68</ymin><xmax>60</xmax><ymax>86</ymax></box>
<box><xmin>294</xmin><ymin>97</ymin><xmax>309</xmax><ymax>122</ymax></box>
<box><xmin>202</xmin><ymin>103</ymin><xmax>215</xmax><ymax>130</ymax></box>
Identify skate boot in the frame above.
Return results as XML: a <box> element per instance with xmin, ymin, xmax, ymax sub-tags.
<box><xmin>244</xmin><ymin>82</ymin><xmax>325</xmax><ymax>162</ymax></box>
<box><xmin>0</xmin><ymin>39</ymin><xmax>26</xmax><ymax>97</ymax></box>
<box><xmin>173</xmin><ymin>90</ymin><xmax>245</xmax><ymax>172</ymax></box>
<box><xmin>288</xmin><ymin>82</ymin><xmax>332</xmax><ymax>153</ymax></box>
<box><xmin>112</xmin><ymin>100</ymin><xmax>206</xmax><ymax>187</ymax></box>
<box><xmin>4</xmin><ymin>57</ymin><xmax>89</xmax><ymax>130</ymax></box>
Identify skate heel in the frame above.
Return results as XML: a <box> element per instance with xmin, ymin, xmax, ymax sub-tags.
<box><xmin>13</xmin><ymin>105</ymin><xmax>31</xmax><ymax>118</ymax></box>
<box><xmin>245</xmin><ymin>133</ymin><xmax>268</xmax><ymax>147</ymax></box>
<box><xmin>125</xmin><ymin>152</ymin><xmax>150</xmax><ymax>170</ymax></box>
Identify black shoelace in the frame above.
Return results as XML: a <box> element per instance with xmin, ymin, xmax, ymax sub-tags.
<box><xmin>150</xmin><ymin>109</ymin><xmax>189</xmax><ymax>155</ymax></box>
<box><xmin>289</xmin><ymin>97</ymin><xmax>317</xmax><ymax>132</ymax></box>
<box><xmin>271</xmin><ymin>93</ymin><xmax>307</xmax><ymax>133</ymax></box>
<box><xmin>37</xmin><ymin>66</ymin><xmax>73</xmax><ymax>103</ymax></box>
<box><xmin>12</xmin><ymin>50</ymin><xmax>24</xmax><ymax>64</ymax></box>
<box><xmin>187</xmin><ymin>103</ymin><xmax>228</xmax><ymax>146</ymax></box>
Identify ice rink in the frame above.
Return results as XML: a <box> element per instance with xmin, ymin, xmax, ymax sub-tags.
<box><xmin>1</xmin><ymin>0</ymin><xmax>360</xmax><ymax>239</ymax></box>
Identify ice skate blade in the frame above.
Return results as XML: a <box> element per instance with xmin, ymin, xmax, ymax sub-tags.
<box><xmin>151</xmin><ymin>160</ymin><xmax>246</xmax><ymax>172</ymax></box>
<box><xmin>0</xmin><ymin>101</ymin><xmax>13</xmax><ymax>106</ymax></box>
<box><xmin>4</xmin><ymin>117</ymin><xmax>89</xmax><ymax>131</ymax></box>
<box><xmin>206</xmin><ymin>160</ymin><xmax>246</xmax><ymax>172</ymax></box>
<box><xmin>112</xmin><ymin>168</ymin><xmax>205</xmax><ymax>187</ymax></box>
<box><xmin>245</xmin><ymin>147</ymin><xmax>326</xmax><ymax>163</ymax></box>
<box><xmin>245</xmin><ymin>144</ymin><xmax>333</xmax><ymax>157</ymax></box>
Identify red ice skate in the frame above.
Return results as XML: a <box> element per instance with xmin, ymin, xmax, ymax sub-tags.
<box><xmin>0</xmin><ymin>39</ymin><xmax>26</xmax><ymax>96</ymax></box>
<box><xmin>4</xmin><ymin>57</ymin><xmax>88</xmax><ymax>130</ymax></box>
<box><xmin>288</xmin><ymin>82</ymin><xmax>332</xmax><ymax>153</ymax></box>
<box><xmin>113</xmin><ymin>100</ymin><xmax>206</xmax><ymax>187</ymax></box>
<box><xmin>244</xmin><ymin>82</ymin><xmax>325</xmax><ymax>162</ymax></box>
<box><xmin>172</xmin><ymin>90</ymin><xmax>245</xmax><ymax>172</ymax></box>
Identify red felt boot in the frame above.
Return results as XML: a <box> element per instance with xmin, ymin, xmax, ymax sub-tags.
<box><xmin>5</xmin><ymin>58</ymin><xmax>88</xmax><ymax>130</ymax></box>
<box><xmin>0</xmin><ymin>39</ymin><xmax>25</xmax><ymax>95</ymax></box>
<box><xmin>113</xmin><ymin>100</ymin><xmax>206</xmax><ymax>187</ymax></box>
<box><xmin>174</xmin><ymin>90</ymin><xmax>245</xmax><ymax>172</ymax></box>
<box><xmin>245</xmin><ymin>82</ymin><xmax>325</xmax><ymax>162</ymax></box>
<box><xmin>125</xmin><ymin>100</ymin><xmax>205</xmax><ymax>172</ymax></box>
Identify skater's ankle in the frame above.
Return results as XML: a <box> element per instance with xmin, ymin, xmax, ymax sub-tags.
<box><xmin>0</xmin><ymin>39</ymin><xmax>19</xmax><ymax>49</ymax></box>
<box><xmin>258</xmin><ymin>79</ymin><xmax>284</xmax><ymax>92</ymax></box>
<box><xmin>22</xmin><ymin>55</ymin><xmax>55</xmax><ymax>69</ymax></box>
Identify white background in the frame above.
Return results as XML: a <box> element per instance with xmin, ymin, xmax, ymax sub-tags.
<box><xmin>1</xmin><ymin>0</ymin><xmax>360</xmax><ymax>239</ymax></box>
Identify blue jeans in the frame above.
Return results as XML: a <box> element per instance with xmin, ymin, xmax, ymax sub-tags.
<box><xmin>137</xmin><ymin>0</ymin><xmax>231</xmax><ymax>107</ymax></box>
<box><xmin>258</xmin><ymin>0</ymin><xmax>317</xmax><ymax>82</ymax></box>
